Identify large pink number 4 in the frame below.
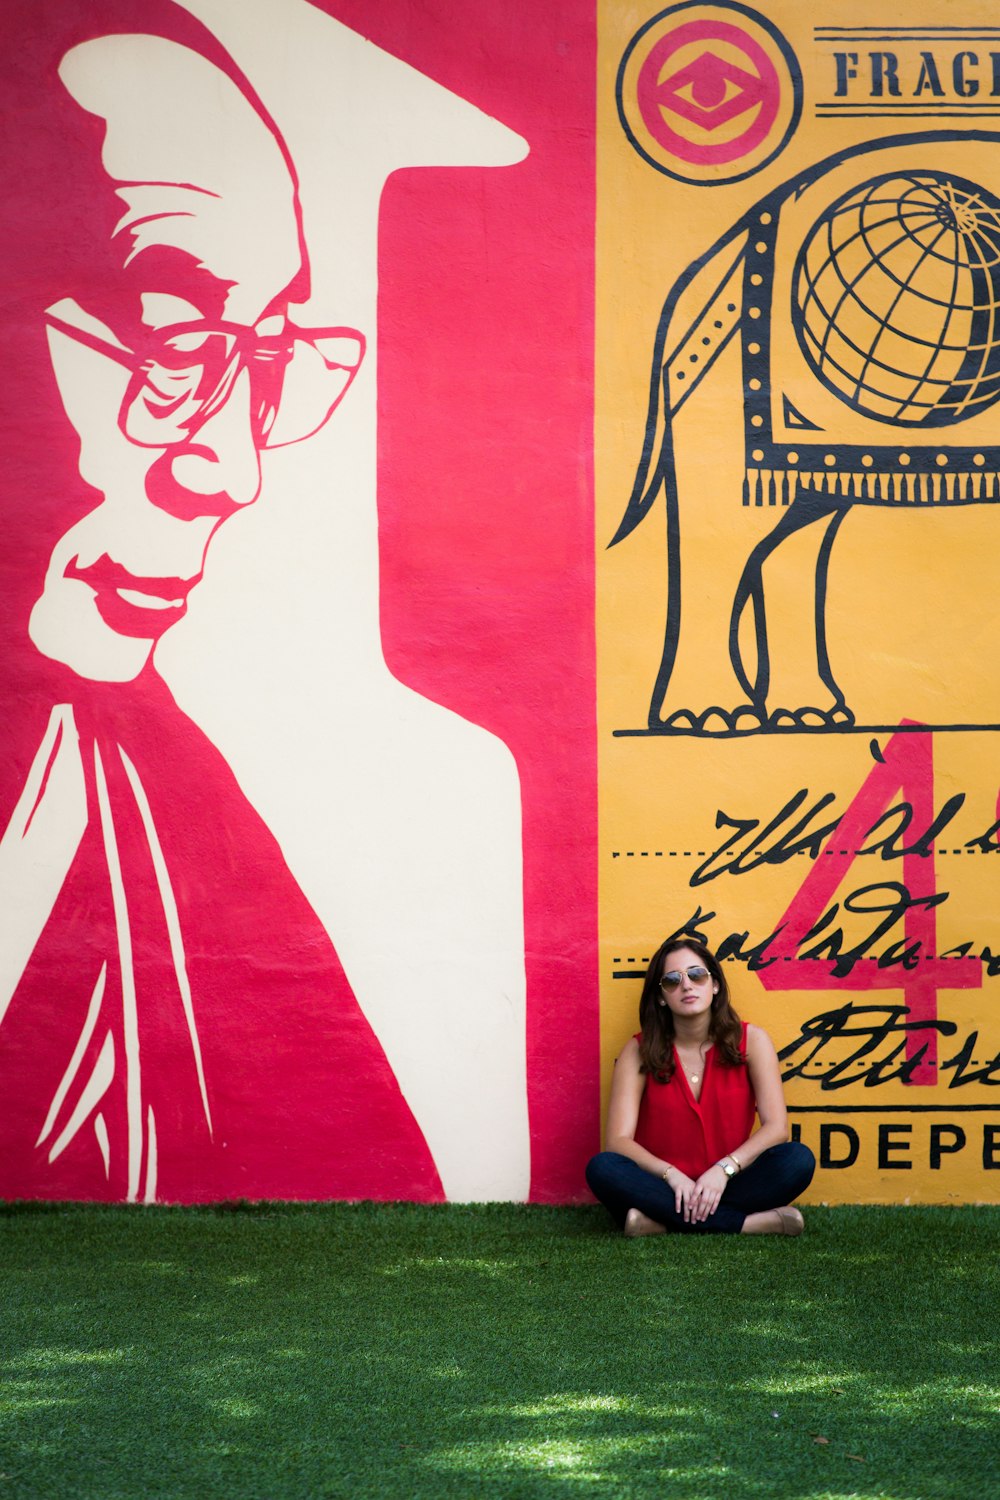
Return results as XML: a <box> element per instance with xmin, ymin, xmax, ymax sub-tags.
<box><xmin>759</xmin><ymin>726</ymin><xmax>982</xmax><ymax>1084</ymax></box>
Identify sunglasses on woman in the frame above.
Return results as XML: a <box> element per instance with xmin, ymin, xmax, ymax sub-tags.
<box><xmin>659</xmin><ymin>965</ymin><xmax>711</xmax><ymax>993</ymax></box>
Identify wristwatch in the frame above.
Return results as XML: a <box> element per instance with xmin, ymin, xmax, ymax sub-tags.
<box><xmin>718</xmin><ymin>1156</ymin><xmax>739</xmax><ymax>1178</ymax></box>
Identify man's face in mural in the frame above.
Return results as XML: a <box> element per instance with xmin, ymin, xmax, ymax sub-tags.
<box><xmin>28</xmin><ymin>34</ymin><xmax>363</xmax><ymax>684</ymax></box>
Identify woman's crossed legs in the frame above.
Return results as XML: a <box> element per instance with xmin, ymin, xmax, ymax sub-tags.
<box><xmin>586</xmin><ymin>1143</ymin><xmax>816</xmax><ymax>1236</ymax></box>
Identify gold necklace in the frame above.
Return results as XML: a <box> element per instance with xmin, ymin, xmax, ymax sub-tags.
<box><xmin>678</xmin><ymin>1044</ymin><xmax>708</xmax><ymax>1084</ymax></box>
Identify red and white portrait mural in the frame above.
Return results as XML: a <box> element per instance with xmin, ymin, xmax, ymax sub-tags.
<box><xmin>0</xmin><ymin>0</ymin><xmax>597</xmax><ymax>1203</ymax></box>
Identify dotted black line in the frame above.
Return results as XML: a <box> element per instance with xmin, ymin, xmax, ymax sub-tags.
<box><xmin>611</xmin><ymin>847</ymin><xmax>994</xmax><ymax>858</ymax></box>
<box><xmin>611</xmin><ymin>954</ymin><xmax>979</xmax><ymax>965</ymax></box>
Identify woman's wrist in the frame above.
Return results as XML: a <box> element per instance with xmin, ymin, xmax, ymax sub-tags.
<box><xmin>660</xmin><ymin>1161</ymin><xmax>674</xmax><ymax>1183</ymax></box>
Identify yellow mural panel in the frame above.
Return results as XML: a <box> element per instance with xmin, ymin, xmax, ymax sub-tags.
<box><xmin>598</xmin><ymin>0</ymin><xmax>1000</xmax><ymax>1202</ymax></box>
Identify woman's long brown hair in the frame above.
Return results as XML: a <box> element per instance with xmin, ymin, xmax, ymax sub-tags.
<box><xmin>637</xmin><ymin>937</ymin><xmax>744</xmax><ymax>1082</ymax></box>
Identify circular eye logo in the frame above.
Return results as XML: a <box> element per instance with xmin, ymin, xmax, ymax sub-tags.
<box><xmin>617</xmin><ymin>2</ymin><xmax>801</xmax><ymax>185</ymax></box>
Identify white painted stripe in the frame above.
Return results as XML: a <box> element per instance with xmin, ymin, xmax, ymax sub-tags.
<box><xmin>118</xmin><ymin>747</ymin><xmax>212</xmax><ymax>1136</ymax></box>
<box><xmin>143</xmin><ymin>1105</ymin><xmax>158</xmax><ymax>1204</ymax></box>
<box><xmin>48</xmin><ymin>1030</ymin><xmax>115</xmax><ymax>1164</ymax></box>
<box><xmin>0</xmin><ymin>705</ymin><xmax>87</xmax><ymax>1025</ymax></box>
<box><xmin>93</xmin><ymin>744</ymin><xmax>143</xmax><ymax>1203</ymax></box>
<box><xmin>35</xmin><ymin>962</ymin><xmax>108</xmax><ymax>1147</ymax></box>
<box><xmin>94</xmin><ymin>1112</ymin><xmax>111</xmax><ymax>1179</ymax></box>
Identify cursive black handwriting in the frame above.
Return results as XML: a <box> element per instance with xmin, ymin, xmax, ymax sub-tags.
<box><xmin>690</xmin><ymin>788</ymin><xmax>983</xmax><ymax>887</ymax></box>
<box><xmin>779</xmin><ymin>1004</ymin><xmax>1000</xmax><ymax>1090</ymax></box>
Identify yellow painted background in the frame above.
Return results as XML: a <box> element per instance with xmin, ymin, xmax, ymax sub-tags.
<box><xmin>597</xmin><ymin>1</ymin><xmax>1000</xmax><ymax>1202</ymax></box>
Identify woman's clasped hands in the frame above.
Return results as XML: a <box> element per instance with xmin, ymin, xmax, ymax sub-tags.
<box><xmin>666</xmin><ymin>1161</ymin><xmax>730</xmax><ymax>1223</ymax></box>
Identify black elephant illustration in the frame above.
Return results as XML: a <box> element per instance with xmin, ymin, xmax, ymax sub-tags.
<box><xmin>615</xmin><ymin>130</ymin><xmax>1000</xmax><ymax>734</ymax></box>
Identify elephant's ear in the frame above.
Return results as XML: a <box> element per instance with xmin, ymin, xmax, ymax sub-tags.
<box><xmin>610</xmin><ymin>223</ymin><xmax>749</xmax><ymax>547</ymax></box>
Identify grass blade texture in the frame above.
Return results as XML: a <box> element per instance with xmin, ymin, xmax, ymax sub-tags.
<box><xmin>1</xmin><ymin>1202</ymin><xmax>998</xmax><ymax>1498</ymax></box>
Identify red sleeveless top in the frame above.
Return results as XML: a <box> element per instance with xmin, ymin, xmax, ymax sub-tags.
<box><xmin>633</xmin><ymin>1023</ymin><xmax>756</xmax><ymax>1178</ymax></box>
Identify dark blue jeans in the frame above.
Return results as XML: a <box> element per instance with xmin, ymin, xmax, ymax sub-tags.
<box><xmin>586</xmin><ymin>1143</ymin><xmax>816</xmax><ymax>1235</ymax></box>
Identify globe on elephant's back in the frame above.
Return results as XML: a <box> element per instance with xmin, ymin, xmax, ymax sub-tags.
<box><xmin>792</xmin><ymin>170</ymin><xmax>1000</xmax><ymax>428</ymax></box>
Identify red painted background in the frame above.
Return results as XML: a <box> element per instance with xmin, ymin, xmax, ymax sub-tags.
<box><xmin>358</xmin><ymin>0</ymin><xmax>599</xmax><ymax>1198</ymax></box>
<box><xmin>0</xmin><ymin>0</ymin><xmax>598</xmax><ymax>1202</ymax></box>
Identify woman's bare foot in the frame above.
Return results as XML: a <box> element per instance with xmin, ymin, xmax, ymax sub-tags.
<box><xmin>741</xmin><ymin>1206</ymin><xmax>804</xmax><ymax>1236</ymax></box>
<box><xmin>624</xmin><ymin>1208</ymin><xmax>667</xmax><ymax>1238</ymax></box>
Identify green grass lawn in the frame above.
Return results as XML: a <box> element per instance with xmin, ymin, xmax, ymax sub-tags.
<box><xmin>1</xmin><ymin>1202</ymin><xmax>998</xmax><ymax>1499</ymax></box>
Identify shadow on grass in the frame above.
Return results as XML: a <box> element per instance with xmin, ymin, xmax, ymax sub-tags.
<box><xmin>0</xmin><ymin>1203</ymin><xmax>998</xmax><ymax>1499</ymax></box>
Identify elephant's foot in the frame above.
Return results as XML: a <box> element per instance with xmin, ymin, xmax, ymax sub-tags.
<box><xmin>650</xmin><ymin>704</ymin><xmax>766</xmax><ymax>735</ymax></box>
<box><xmin>649</xmin><ymin>703</ymin><xmax>855</xmax><ymax>735</ymax></box>
<box><xmin>765</xmin><ymin>704</ymin><xmax>855</xmax><ymax>731</ymax></box>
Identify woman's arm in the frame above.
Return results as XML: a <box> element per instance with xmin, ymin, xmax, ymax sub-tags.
<box><xmin>604</xmin><ymin>1037</ymin><xmax>699</xmax><ymax>1216</ymax></box>
<box><xmin>727</xmin><ymin>1023</ymin><xmax>789</xmax><ymax>1167</ymax></box>
<box><xmin>688</xmin><ymin>1024</ymin><xmax>789</xmax><ymax>1221</ymax></box>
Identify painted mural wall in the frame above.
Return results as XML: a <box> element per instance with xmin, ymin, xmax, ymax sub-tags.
<box><xmin>3</xmin><ymin>0</ymin><xmax>998</xmax><ymax>1207</ymax></box>
<box><xmin>600</xmin><ymin>1</ymin><xmax>1000</xmax><ymax>1204</ymax></box>
<box><xmin>0</xmin><ymin>0</ymin><xmax>597</xmax><ymax>1204</ymax></box>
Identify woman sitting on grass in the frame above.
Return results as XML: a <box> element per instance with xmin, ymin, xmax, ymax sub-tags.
<box><xmin>587</xmin><ymin>937</ymin><xmax>815</xmax><ymax>1236</ymax></box>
